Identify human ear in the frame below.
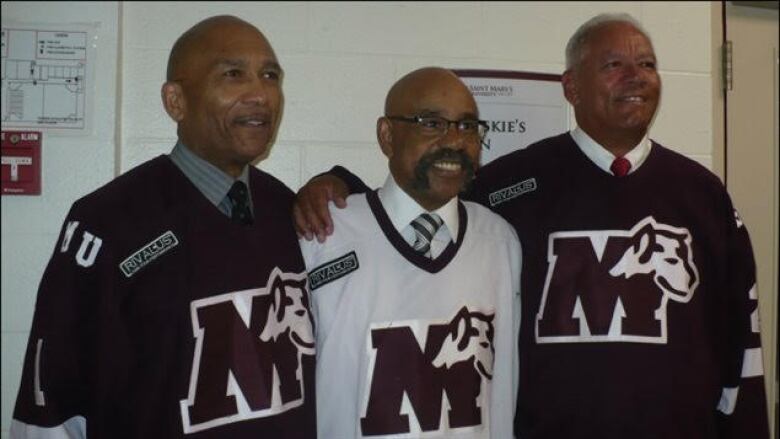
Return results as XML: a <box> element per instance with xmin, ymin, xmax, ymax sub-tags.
<box><xmin>161</xmin><ymin>82</ymin><xmax>186</xmax><ymax>122</ymax></box>
<box><xmin>377</xmin><ymin>117</ymin><xmax>395</xmax><ymax>159</ymax></box>
<box><xmin>561</xmin><ymin>70</ymin><xmax>579</xmax><ymax>106</ymax></box>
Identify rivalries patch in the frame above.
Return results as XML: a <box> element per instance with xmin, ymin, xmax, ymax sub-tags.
<box><xmin>119</xmin><ymin>231</ymin><xmax>179</xmax><ymax>278</ymax></box>
<box><xmin>489</xmin><ymin>178</ymin><xmax>536</xmax><ymax>207</ymax></box>
<box><xmin>308</xmin><ymin>251</ymin><xmax>359</xmax><ymax>290</ymax></box>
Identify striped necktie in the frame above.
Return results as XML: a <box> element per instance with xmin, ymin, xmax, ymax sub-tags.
<box><xmin>411</xmin><ymin>213</ymin><xmax>444</xmax><ymax>258</ymax></box>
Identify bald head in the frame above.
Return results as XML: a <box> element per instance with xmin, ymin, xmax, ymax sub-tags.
<box><xmin>378</xmin><ymin>67</ymin><xmax>481</xmax><ymax>210</ymax></box>
<box><xmin>161</xmin><ymin>15</ymin><xmax>282</xmax><ymax>178</ymax></box>
<box><xmin>167</xmin><ymin>15</ymin><xmax>265</xmax><ymax>81</ymax></box>
<box><xmin>384</xmin><ymin>67</ymin><xmax>476</xmax><ymax>117</ymax></box>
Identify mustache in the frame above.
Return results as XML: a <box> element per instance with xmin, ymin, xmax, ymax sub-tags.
<box><xmin>412</xmin><ymin>148</ymin><xmax>477</xmax><ymax>191</ymax></box>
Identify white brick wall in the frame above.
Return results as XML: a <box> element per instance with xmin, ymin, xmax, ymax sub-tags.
<box><xmin>1</xmin><ymin>2</ymin><xmax>119</xmax><ymax>437</ymax></box>
<box><xmin>119</xmin><ymin>1</ymin><xmax>717</xmax><ymax>189</ymax></box>
<box><xmin>1</xmin><ymin>2</ymin><xmax>717</xmax><ymax>436</ymax></box>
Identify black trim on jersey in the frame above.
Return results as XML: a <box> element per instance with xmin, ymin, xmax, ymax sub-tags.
<box><xmin>366</xmin><ymin>190</ymin><xmax>467</xmax><ymax>273</ymax></box>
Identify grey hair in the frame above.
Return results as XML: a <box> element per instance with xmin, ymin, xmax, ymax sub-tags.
<box><xmin>565</xmin><ymin>13</ymin><xmax>653</xmax><ymax>70</ymax></box>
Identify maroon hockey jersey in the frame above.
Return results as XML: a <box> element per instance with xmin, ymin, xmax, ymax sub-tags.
<box><xmin>470</xmin><ymin>133</ymin><xmax>769</xmax><ymax>439</ymax></box>
<box><xmin>12</xmin><ymin>156</ymin><xmax>316</xmax><ymax>438</ymax></box>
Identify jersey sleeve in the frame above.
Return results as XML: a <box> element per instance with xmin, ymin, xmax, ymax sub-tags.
<box><xmin>11</xmin><ymin>204</ymin><xmax>110</xmax><ymax>438</ymax></box>
<box><xmin>509</xmin><ymin>225</ymin><xmax>522</xmax><ymax>419</ymax></box>
<box><xmin>298</xmin><ymin>237</ymin><xmax>321</xmax><ymax>327</ymax></box>
<box><xmin>326</xmin><ymin>166</ymin><xmax>370</xmax><ymax>195</ymax></box>
<box><xmin>462</xmin><ymin>165</ymin><xmax>488</xmax><ymax>206</ymax></box>
<box><xmin>715</xmin><ymin>197</ymin><xmax>770</xmax><ymax>438</ymax></box>
<box><xmin>463</xmin><ymin>157</ymin><xmax>511</xmax><ymax>209</ymax></box>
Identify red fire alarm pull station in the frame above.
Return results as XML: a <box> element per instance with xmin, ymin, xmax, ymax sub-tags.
<box><xmin>1</xmin><ymin>131</ymin><xmax>42</xmax><ymax>195</ymax></box>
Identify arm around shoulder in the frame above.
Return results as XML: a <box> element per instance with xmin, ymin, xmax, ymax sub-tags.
<box><xmin>293</xmin><ymin>166</ymin><xmax>369</xmax><ymax>242</ymax></box>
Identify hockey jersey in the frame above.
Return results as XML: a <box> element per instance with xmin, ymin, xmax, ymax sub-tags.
<box><xmin>469</xmin><ymin>133</ymin><xmax>769</xmax><ymax>439</ymax></box>
<box><xmin>300</xmin><ymin>191</ymin><xmax>521</xmax><ymax>439</ymax></box>
<box><xmin>11</xmin><ymin>156</ymin><xmax>316</xmax><ymax>438</ymax></box>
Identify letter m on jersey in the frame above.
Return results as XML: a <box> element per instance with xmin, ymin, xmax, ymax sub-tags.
<box><xmin>536</xmin><ymin>216</ymin><xmax>699</xmax><ymax>344</ymax></box>
<box><xmin>360</xmin><ymin>307</ymin><xmax>494</xmax><ymax>436</ymax></box>
<box><xmin>179</xmin><ymin>268</ymin><xmax>315</xmax><ymax>433</ymax></box>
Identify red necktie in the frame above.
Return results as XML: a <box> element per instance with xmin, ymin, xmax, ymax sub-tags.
<box><xmin>610</xmin><ymin>157</ymin><xmax>631</xmax><ymax>177</ymax></box>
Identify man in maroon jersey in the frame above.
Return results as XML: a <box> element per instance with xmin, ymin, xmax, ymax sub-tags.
<box><xmin>292</xmin><ymin>13</ymin><xmax>770</xmax><ymax>439</ymax></box>
<box><xmin>11</xmin><ymin>15</ymin><xmax>316</xmax><ymax>438</ymax></box>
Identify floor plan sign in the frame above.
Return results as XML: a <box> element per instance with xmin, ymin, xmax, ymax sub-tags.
<box><xmin>1</xmin><ymin>25</ymin><xmax>92</xmax><ymax>131</ymax></box>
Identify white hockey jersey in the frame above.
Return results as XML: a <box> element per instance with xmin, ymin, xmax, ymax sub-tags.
<box><xmin>300</xmin><ymin>190</ymin><xmax>521</xmax><ymax>439</ymax></box>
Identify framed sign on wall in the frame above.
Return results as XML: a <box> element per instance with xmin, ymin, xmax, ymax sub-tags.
<box><xmin>454</xmin><ymin>70</ymin><xmax>571</xmax><ymax>166</ymax></box>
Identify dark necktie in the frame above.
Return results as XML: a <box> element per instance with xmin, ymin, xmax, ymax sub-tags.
<box><xmin>227</xmin><ymin>181</ymin><xmax>253</xmax><ymax>225</ymax></box>
<box><xmin>610</xmin><ymin>157</ymin><xmax>632</xmax><ymax>177</ymax></box>
<box><xmin>411</xmin><ymin>213</ymin><xmax>444</xmax><ymax>258</ymax></box>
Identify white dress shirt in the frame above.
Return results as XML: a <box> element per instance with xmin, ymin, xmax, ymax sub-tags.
<box><xmin>570</xmin><ymin>127</ymin><xmax>652</xmax><ymax>174</ymax></box>
<box><xmin>377</xmin><ymin>174</ymin><xmax>459</xmax><ymax>259</ymax></box>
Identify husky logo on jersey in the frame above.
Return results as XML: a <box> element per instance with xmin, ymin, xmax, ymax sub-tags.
<box><xmin>259</xmin><ymin>273</ymin><xmax>316</xmax><ymax>349</ymax></box>
<box><xmin>179</xmin><ymin>268</ymin><xmax>315</xmax><ymax>434</ymax></box>
<box><xmin>536</xmin><ymin>216</ymin><xmax>699</xmax><ymax>344</ymax></box>
<box><xmin>360</xmin><ymin>307</ymin><xmax>494</xmax><ymax>436</ymax></box>
<box><xmin>432</xmin><ymin>308</ymin><xmax>495</xmax><ymax>379</ymax></box>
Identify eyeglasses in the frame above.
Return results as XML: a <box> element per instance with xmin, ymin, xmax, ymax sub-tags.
<box><xmin>386</xmin><ymin>115</ymin><xmax>489</xmax><ymax>140</ymax></box>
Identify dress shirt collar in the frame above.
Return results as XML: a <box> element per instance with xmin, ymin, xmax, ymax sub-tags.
<box><xmin>377</xmin><ymin>174</ymin><xmax>460</xmax><ymax>243</ymax></box>
<box><xmin>570</xmin><ymin>127</ymin><xmax>651</xmax><ymax>175</ymax></box>
<box><xmin>169</xmin><ymin>141</ymin><xmax>252</xmax><ymax>215</ymax></box>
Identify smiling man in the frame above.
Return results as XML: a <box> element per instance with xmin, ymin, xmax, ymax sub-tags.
<box><xmin>11</xmin><ymin>16</ymin><xmax>316</xmax><ymax>438</ymax></box>
<box><xmin>562</xmin><ymin>19</ymin><xmax>661</xmax><ymax>158</ymax></box>
<box><xmin>380</xmin><ymin>69</ymin><xmax>482</xmax><ymax>211</ymax></box>
<box><xmin>300</xmin><ymin>67</ymin><xmax>520</xmax><ymax>439</ymax></box>
<box><xmin>293</xmin><ymin>13</ymin><xmax>770</xmax><ymax>439</ymax></box>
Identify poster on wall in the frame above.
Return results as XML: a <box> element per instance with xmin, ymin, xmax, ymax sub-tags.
<box><xmin>1</xmin><ymin>23</ymin><xmax>96</xmax><ymax>134</ymax></box>
<box><xmin>454</xmin><ymin>70</ymin><xmax>571</xmax><ymax>166</ymax></box>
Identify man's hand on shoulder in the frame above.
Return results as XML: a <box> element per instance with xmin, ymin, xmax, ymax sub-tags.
<box><xmin>294</xmin><ymin>174</ymin><xmax>350</xmax><ymax>243</ymax></box>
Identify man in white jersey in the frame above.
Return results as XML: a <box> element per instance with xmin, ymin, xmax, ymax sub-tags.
<box><xmin>299</xmin><ymin>67</ymin><xmax>521</xmax><ymax>438</ymax></box>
